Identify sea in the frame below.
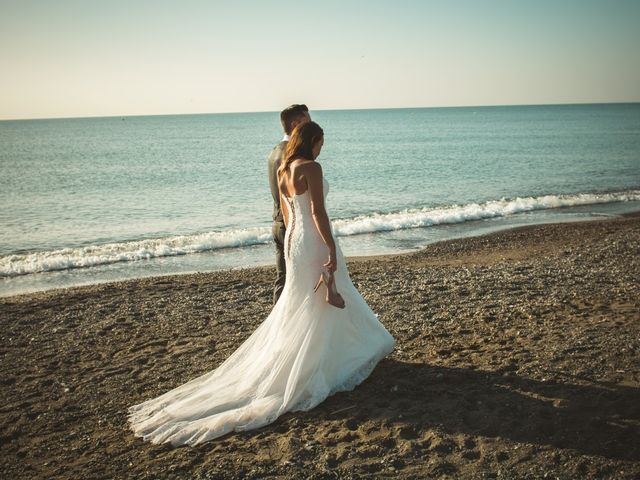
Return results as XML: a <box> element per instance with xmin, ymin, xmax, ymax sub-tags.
<box><xmin>1</xmin><ymin>103</ymin><xmax>639</xmax><ymax>297</ymax></box>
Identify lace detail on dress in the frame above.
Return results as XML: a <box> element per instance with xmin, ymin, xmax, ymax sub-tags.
<box><xmin>286</xmin><ymin>198</ymin><xmax>296</xmax><ymax>259</ymax></box>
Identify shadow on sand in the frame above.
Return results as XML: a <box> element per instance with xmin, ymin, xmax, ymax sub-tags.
<box><xmin>306</xmin><ymin>359</ymin><xmax>640</xmax><ymax>461</ymax></box>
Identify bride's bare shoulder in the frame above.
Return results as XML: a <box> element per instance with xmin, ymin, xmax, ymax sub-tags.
<box><xmin>288</xmin><ymin>159</ymin><xmax>321</xmax><ymax>180</ymax></box>
<box><xmin>297</xmin><ymin>160</ymin><xmax>322</xmax><ymax>177</ymax></box>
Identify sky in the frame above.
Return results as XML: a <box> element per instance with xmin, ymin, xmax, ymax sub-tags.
<box><xmin>0</xmin><ymin>0</ymin><xmax>639</xmax><ymax>120</ymax></box>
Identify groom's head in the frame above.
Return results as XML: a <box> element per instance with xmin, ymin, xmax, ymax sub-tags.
<box><xmin>281</xmin><ymin>104</ymin><xmax>310</xmax><ymax>135</ymax></box>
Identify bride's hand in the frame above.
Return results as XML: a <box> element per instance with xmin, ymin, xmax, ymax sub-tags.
<box><xmin>324</xmin><ymin>252</ymin><xmax>337</xmax><ymax>273</ymax></box>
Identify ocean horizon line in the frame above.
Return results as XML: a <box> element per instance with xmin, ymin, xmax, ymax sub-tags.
<box><xmin>2</xmin><ymin>100</ymin><xmax>639</xmax><ymax>123</ymax></box>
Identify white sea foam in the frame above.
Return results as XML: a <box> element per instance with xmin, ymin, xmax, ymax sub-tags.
<box><xmin>1</xmin><ymin>227</ymin><xmax>272</xmax><ymax>277</ymax></box>
<box><xmin>2</xmin><ymin>190</ymin><xmax>639</xmax><ymax>277</ymax></box>
<box><xmin>332</xmin><ymin>190</ymin><xmax>640</xmax><ymax>236</ymax></box>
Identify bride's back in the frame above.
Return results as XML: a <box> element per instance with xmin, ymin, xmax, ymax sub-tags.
<box><xmin>278</xmin><ymin>159</ymin><xmax>314</xmax><ymax>198</ymax></box>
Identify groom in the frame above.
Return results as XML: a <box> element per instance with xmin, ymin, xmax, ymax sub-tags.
<box><xmin>267</xmin><ymin>104</ymin><xmax>311</xmax><ymax>304</ymax></box>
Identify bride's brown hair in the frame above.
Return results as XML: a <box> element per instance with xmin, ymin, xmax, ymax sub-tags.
<box><xmin>279</xmin><ymin>121</ymin><xmax>324</xmax><ymax>176</ymax></box>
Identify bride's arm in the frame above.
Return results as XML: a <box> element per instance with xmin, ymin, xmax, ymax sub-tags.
<box><xmin>305</xmin><ymin>163</ymin><xmax>338</xmax><ymax>271</ymax></box>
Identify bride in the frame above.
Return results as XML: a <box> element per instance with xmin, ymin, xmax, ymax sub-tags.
<box><xmin>127</xmin><ymin>121</ymin><xmax>395</xmax><ymax>446</ymax></box>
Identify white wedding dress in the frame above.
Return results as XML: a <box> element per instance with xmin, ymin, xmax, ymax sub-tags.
<box><xmin>127</xmin><ymin>178</ymin><xmax>395</xmax><ymax>446</ymax></box>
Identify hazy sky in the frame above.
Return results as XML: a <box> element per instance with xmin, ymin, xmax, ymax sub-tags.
<box><xmin>1</xmin><ymin>0</ymin><xmax>639</xmax><ymax>120</ymax></box>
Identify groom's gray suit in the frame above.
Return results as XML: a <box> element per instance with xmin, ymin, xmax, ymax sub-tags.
<box><xmin>267</xmin><ymin>139</ymin><xmax>288</xmax><ymax>304</ymax></box>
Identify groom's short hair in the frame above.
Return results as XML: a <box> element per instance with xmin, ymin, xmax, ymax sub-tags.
<box><xmin>281</xmin><ymin>104</ymin><xmax>309</xmax><ymax>135</ymax></box>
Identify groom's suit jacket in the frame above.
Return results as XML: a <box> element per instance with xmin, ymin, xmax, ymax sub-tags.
<box><xmin>267</xmin><ymin>141</ymin><xmax>287</xmax><ymax>223</ymax></box>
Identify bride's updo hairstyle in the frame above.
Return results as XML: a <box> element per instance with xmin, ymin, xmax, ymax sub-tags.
<box><xmin>280</xmin><ymin>121</ymin><xmax>324</xmax><ymax>175</ymax></box>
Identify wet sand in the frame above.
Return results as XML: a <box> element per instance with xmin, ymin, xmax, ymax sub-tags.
<box><xmin>1</xmin><ymin>214</ymin><xmax>639</xmax><ymax>479</ymax></box>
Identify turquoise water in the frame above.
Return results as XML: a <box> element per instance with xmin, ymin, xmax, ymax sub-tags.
<box><xmin>1</xmin><ymin>103</ymin><xmax>639</xmax><ymax>295</ymax></box>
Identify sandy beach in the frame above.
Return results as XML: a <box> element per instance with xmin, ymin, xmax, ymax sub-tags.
<box><xmin>1</xmin><ymin>214</ymin><xmax>639</xmax><ymax>479</ymax></box>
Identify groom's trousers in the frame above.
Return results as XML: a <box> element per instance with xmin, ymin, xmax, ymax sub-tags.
<box><xmin>272</xmin><ymin>220</ymin><xmax>286</xmax><ymax>304</ymax></box>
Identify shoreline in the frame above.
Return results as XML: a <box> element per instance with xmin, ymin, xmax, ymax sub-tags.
<box><xmin>1</xmin><ymin>213</ymin><xmax>639</xmax><ymax>479</ymax></box>
<box><xmin>3</xmin><ymin>211</ymin><xmax>639</xmax><ymax>302</ymax></box>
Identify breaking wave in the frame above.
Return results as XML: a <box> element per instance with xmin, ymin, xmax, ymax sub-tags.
<box><xmin>2</xmin><ymin>189</ymin><xmax>639</xmax><ymax>277</ymax></box>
